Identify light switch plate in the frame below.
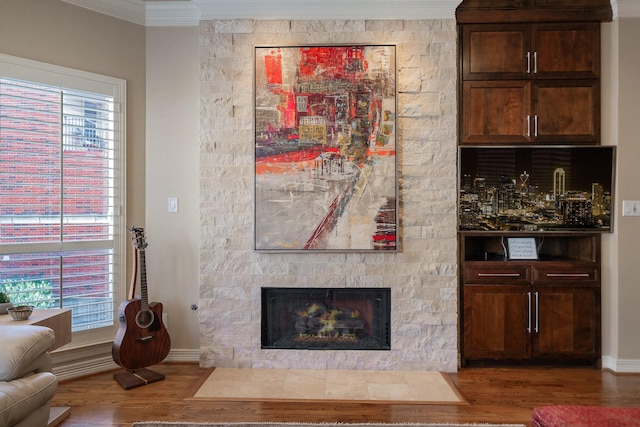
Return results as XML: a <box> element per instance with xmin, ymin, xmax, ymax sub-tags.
<box><xmin>168</xmin><ymin>197</ymin><xmax>179</xmax><ymax>213</ymax></box>
<box><xmin>622</xmin><ymin>200</ymin><xmax>640</xmax><ymax>217</ymax></box>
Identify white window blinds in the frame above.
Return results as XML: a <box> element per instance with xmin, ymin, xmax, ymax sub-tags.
<box><xmin>0</xmin><ymin>54</ymin><xmax>126</xmax><ymax>336</ymax></box>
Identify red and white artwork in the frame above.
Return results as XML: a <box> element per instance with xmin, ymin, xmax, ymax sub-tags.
<box><xmin>254</xmin><ymin>45</ymin><xmax>397</xmax><ymax>251</ymax></box>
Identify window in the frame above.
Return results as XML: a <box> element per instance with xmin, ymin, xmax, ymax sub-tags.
<box><xmin>0</xmin><ymin>54</ymin><xmax>125</xmax><ymax>343</ymax></box>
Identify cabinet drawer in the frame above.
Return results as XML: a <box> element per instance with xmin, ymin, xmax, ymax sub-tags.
<box><xmin>464</xmin><ymin>264</ymin><xmax>530</xmax><ymax>284</ymax></box>
<box><xmin>533</xmin><ymin>265</ymin><xmax>599</xmax><ymax>284</ymax></box>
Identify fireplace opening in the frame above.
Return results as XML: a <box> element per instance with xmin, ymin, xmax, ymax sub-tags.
<box><xmin>261</xmin><ymin>287</ymin><xmax>391</xmax><ymax>350</ymax></box>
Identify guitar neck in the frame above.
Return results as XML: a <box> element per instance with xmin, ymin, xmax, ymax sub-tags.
<box><xmin>138</xmin><ymin>249</ymin><xmax>150</xmax><ymax>311</ymax></box>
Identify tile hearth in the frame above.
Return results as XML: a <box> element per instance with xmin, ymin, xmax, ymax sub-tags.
<box><xmin>192</xmin><ymin>368</ymin><xmax>466</xmax><ymax>404</ymax></box>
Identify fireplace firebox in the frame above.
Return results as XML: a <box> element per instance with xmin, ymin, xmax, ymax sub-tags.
<box><xmin>261</xmin><ymin>287</ymin><xmax>391</xmax><ymax>350</ymax></box>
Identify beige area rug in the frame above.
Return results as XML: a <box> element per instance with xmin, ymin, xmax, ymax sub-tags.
<box><xmin>133</xmin><ymin>422</ymin><xmax>526</xmax><ymax>427</ymax></box>
<box><xmin>189</xmin><ymin>368</ymin><xmax>468</xmax><ymax>405</ymax></box>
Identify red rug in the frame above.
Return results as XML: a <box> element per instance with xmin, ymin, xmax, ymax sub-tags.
<box><xmin>532</xmin><ymin>405</ymin><xmax>640</xmax><ymax>427</ymax></box>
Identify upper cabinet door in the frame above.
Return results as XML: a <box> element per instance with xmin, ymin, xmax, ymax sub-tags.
<box><xmin>532</xmin><ymin>23</ymin><xmax>600</xmax><ymax>79</ymax></box>
<box><xmin>532</xmin><ymin>80</ymin><xmax>600</xmax><ymax>143</ymax></box>
<box><xmin>462</xmin><ymin>23</ymin><xmax>600</xmax><ymax>81</ymax></box>
<box><xmin>462</xmin><ymin>24</ymin><xmax>530</xmax><ymax>80</ymax></box>
<box><xmin>462</xmin><ymin>80</ymin><xmax>531</xmax><ymax>144</ymax></box>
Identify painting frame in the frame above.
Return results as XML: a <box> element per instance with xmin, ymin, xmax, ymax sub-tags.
<box><xmin>254</xmin><ymin>44</ymin><xmax>398</xmax><ymax>252</ymax></box>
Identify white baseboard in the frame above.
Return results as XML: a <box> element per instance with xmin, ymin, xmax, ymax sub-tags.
<box><xmin>164</xmin><ymin>348</ymin><xmax>200</xmax><ymax>363</ymax></box>
<box><xmin>55</xmin><ymin>349</ymin><xmax>640</xmax><ymax>380</ymax></box>
<box><xmin>51</xmin><ymin>346</ymin><xmax>200</xmax><ymax>381</ymax></box>
<box><xmin>601</xmin><ymin>355</ymin><xmax>640</xmax><ymax>373</ymax></box>
<box><xmin>54</xmin><ymin>355</ymin><xmax>119</xmax><ymax>381</ymax></box>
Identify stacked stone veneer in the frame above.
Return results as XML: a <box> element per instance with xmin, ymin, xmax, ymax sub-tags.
<box><xmin>199</xmin><ymin>19</ymin><xmax>459</xmax><ymax>372</ymax></box>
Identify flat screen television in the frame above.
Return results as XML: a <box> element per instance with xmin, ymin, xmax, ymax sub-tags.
<box><xmin>458</xmin><ymin>145</ymin><xmax>616</xmax><ymax>232</ymax></box>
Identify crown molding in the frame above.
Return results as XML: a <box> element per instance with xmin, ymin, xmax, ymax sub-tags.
<box><xmin>613</xmin><ymin>0</ymin><xmax>640</xmax><ymax>19</ymax></box>
<box><xmin>62</xmin><ymin>0</ymin><xmax>146</xmax><ymax>25</ymax></box>
<box><xmin>193</xmin><ymin>0</ymin><xmax>457</xmax><ymax>22</ymax></box>
<box><xmin>62</xmin><ymin>0</ymin><xmax>459</xmax><ymax>26</ymax></box>
<box><xmin>146</xmin><ymin>2</ymin><xmax>201</xmax><ymax>26</ymax></box>
<box><xmin>63</xmin><ymin>0</ymin><xmax>634</xmax><ymax>27</ymax></box>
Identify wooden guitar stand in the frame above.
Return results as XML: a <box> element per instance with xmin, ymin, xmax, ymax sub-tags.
<box><xmin>113</xmin><ymin>243</ymin><xmax>167</xmax><ymax>390</ymax></box>
<box><xmin>114</xmin><ymin>368</ymin><xmax>165</xmax><ymax>390</ymax></box>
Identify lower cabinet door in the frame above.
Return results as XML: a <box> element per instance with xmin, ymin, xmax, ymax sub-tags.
<box><xmin>463</xmin><ymin>284</ymin><xmax>531</xmax><ymax>360</ymax></box>
<box><xmin>532</xmin><ymin>285</ymin><xmax>600</xmax><ymax>361</ymax></box>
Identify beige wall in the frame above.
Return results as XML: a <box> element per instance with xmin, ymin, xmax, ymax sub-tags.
<box><xmin>145</xmin><ymin>27</ymin><xmax>201</xmax><ymax>352</ymax></box>
<box><xmin>598</xmin><ymin>17</ymin><xmax>640</xmax><ymax>371</ymax></box>
<box><xmin>612</xmin><ymin>17</ymin><xmax>640</xmax><ymax>364</ymax></box>
<box><xmin>599</xmin><ymin>21</ymin><xmax>620</xmax><ymax>365</ymax></box>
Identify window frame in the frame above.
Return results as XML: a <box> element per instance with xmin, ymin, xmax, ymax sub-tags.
<box><xmin>0</xmin><ymin>53</ymin><xmax>127</xmax><ymax>347</ymax></box>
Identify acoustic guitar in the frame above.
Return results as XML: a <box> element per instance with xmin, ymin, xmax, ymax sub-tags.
<box><xmin>112</xmin><ymin>226</ymin><xmax>171</xmax><ymax>370</ymax></box>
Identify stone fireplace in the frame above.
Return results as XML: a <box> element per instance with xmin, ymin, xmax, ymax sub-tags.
<box><xmin>199</xmin><ymin>18</ymin><xmax>459</xmax><ymax>372</ymax></box>
<box><xmin>261</xmin><ymin>287</ymin><xmax>391</xmax><ymax>350</ymax></box>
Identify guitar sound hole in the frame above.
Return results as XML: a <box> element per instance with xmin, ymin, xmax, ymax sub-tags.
<box><xmin>135</xmin><ymin>309</ymin><xmax>155</xmax><ymax>328</ymax></box>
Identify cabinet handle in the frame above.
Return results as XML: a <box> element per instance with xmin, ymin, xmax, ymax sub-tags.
<box><xmin>527</xmin><ymin>291</ymin><xmax>532</xmax><ymax>333</ymax></box>
<box><xmin>534</xmin><ymin>115</ymin><xmax>538</xmax><ymax>137</ymax></box>
<box><xmin>535</xmin><ymin>291</ymin><xmax>540</xmax><ymax>334</ymax></box>
<box><xmin>477</xmin><ymin>273</ymin><xmax>521</xmax><ymax>277</ymax></box>
<box><xmin>526</xmin><ymin>115</ymin><xmax>531</xmax><ymax>137</ymax></box>
<box><xmin>526</xmin><ymin>52</ymin><xmax>531</xmax><ymax>74</ymax></box>
<box><xmin>545</xmin><ymin>273</ymin><xmax>590</xmax><ymax>277</ymax></box>
<box><xmin>533</xmin><ymin>51</ymin><xmax>538</xmax><ymax>74</ymax></box>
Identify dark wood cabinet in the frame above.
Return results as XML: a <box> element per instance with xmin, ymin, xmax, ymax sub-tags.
<box><xmin>464</xmin><ymin>283</ymin><xmax>531</xmax><ymax>360</ymax></box>
<box><xmin>460</xmin><ymin>234</ymin><xmax>601</xmax><ymax>366</ymax></box>
<box><xmin>532</xmin><ymin>23</ymin><xmax>601</xmax><ymax>79</ymax></box>
<box><xmin>459</xmin><ymin>22</ymin><xmax>601</xmax><ymax>144</ymax></box>
<box><xmin>462</xmin><ymin>79</ymin><xmax>599</xmax><ymax>144</ymax></box>
<box><xmin>456</xmin><ymin>0</ymin><xmax>610</xmax><ymax>367</ymax></box>
<box><xmin>462</xmin><ymin>24</ymin><xmax>531</xmax><ymax>80</ymax></box>
<box><xmin>456</xmin><ymin>0</ymin><xmax>612</xmax><ymax>25</ymax></box>
<box><xmin>462</xmin><ymin>23</ymin><xmax>600</xmax><ymax>81</ymax></box>
<box><xmin>463</xmin><ymin>280</ymin><xmax>600</xmax><ymax>363</ymax></box>
<box><xmin>462</xmin><ymin>80</ymin><xmax>530</xmax><ymax>144</ymax></box>
<box><xmin>533</xmin><ymin>284</ymin><xmax>600</xmax><ymax>360</ymax></box>
<box><xmin>533</xmin><ymin>79</ymin><xmax>599</xmax><ymax>143</ymax></box>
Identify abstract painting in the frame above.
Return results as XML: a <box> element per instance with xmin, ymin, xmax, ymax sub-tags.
<box><xmin>254</xmin><ymin>45</ymin><xmax>397</xmax><ymax>251</ymax></box>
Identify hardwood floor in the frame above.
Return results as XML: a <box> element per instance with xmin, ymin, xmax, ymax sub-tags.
<box><xmin>52</xmin><ymin>363</ymin><xmax>640</xmax><ymax>427</ymax></box>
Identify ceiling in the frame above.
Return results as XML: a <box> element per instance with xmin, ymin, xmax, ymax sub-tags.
<box><xmin>61</xmin><ymin>0</ymin><xmax>638</xmax><ymax>26</ymax></box>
